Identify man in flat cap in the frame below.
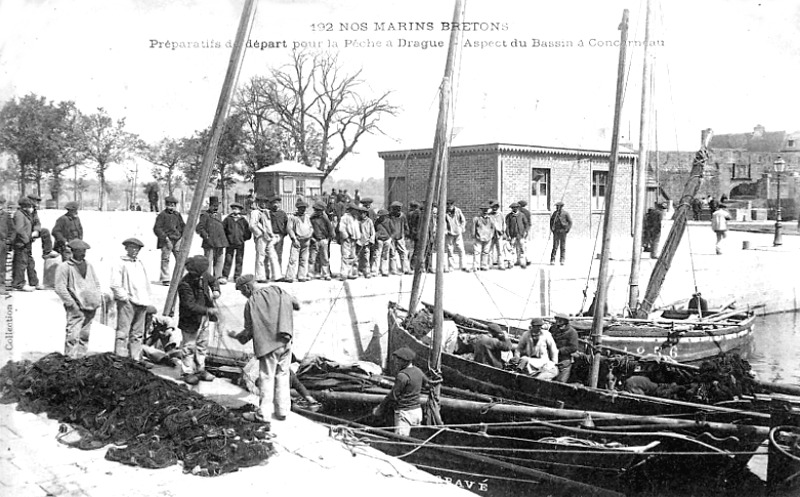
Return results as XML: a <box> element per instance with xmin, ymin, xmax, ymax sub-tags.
<box><xmin>285</xmin><ymin>199</ymin><xmax>313</xmax><ymax>282</ymax></box>
<box><xmin>512</xmin><ymin>317</ymin><xmax>559</xmax><ymax>380</ymax></box>
<box><xmin>359</xmin><ymin>198</ymin><xmax>377</xmax><ymax>270</ymax></box>
<box><xmin>222</xmin><ymin>202</ymin><xmax>251</xmax><ymax>283</ymax></box>
<box><xmin>356</xmin><ymin>205</ymin><xmax>375</xmax><ymax>278</ymax></box>
<box><xmin>387</xmin><ymin>201</ymin><xmax>412</xmax><ymax>275</ymax></box>
<box><xmin>26</xmin><ymin>193</ymin><xmax>56</xmax><ymax>261</ymax></box>
<box><xmin>472</xmin><ymin>204</ymin><xmax>494</xmax><ymax>271</ymax></box>
<box><xmin>505</xmin><ymin>202</ymin><xmax>530</xmax><ymax>269</ymax></box>
<box><xmin>444</xmin><ymin>199</ymin><xmax>467</xmax><ymax>272</ymax></box>
<box><xmin>11</xmin><ymin>197</ymin><xmax>39</xmax><ymax>291</ymax></box>
<box><xmin>488</xmin><ymin>199</ymin><xmax>506</xmax><ymax>270</ymax></box>
<box><xmin>337</xmin><ymin>204</ymin><xmax>361</xmax><ymax>280</ymax></box>
<box><xmin>473</xmin><ymin>323</ymin><xmax>513</xmax><ymax>368</ymax></box>
<box><xmin>196</xmin><ymin>196</ymin><xmax>228</xmax><ymax>282</ymax></box>
<box><xmin>372</xmin><ymin>208</ymin><xmax>394</xmax><ymax>276</ymax></box>
<box><xmin>309</xmin><ymin>201</ymin><xmax>333</xmax><ymax>280</ymax></box>
<box><xmin>550</xmin><ymin>313</ymin><xmax>578</xmax><ymax>383</ymax></box>
<box><xmin>54</xmin><ymin>239</ymin><xmax>102</xmax><ymax>359</ymax></box>
<box><xmin>229</xmin><ymin>274</ymin><xmax>300</xmax><ymax>421</ymax></box>
<box><xmin>550</xmin><ymin>201</ymin><xmax>572</xmax><ymax>265</ymax></box>
<box><xmin>52</xmin><ymin>201</ymin><xmax>84</xmax><ymax>262</ymax></box>
<box><xmin>110</xmin><ymin>238</ymin><xmax>152</xmax><ymax>367</ymax></box>
<box><xmin>268</xmin><ymin>196</ymin><xmax>289</xmax><ymax>278</ymax></box>
<box><xmin>374</xmin><ymin>346</ymin><xmax>424</xmax><ymax>436</ymax></box>
<box><xmin>153</xmin><ymin>195</ymin><xmax>186</xmax><ymax>285</ymax></box>
<box><xmin>178</xmin><ymin>255</ymin><xmax>221</xmax><ymax>385</ymax></box>
<box><xmin>249</xmin><ymin>196</ymin><xmax>280</xmax><ymax>283</ymax></box>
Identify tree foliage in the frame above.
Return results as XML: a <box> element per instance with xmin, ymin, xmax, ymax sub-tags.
<box><xmin>142</xmin><ymin>137</ymin><xmax>187</xmax><ymax>195</ymax></box>
<box><xmin>80</xmin><ymin>108</ymin><xmax>139</xmax><ymax>211</ymax></box>
<box><xmin>236</xmin><ymin>50</ymin><xmax>397</xmax><ymax>180</ymax></box>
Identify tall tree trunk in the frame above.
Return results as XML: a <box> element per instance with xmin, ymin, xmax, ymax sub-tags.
<box><xmin>98</xmin><ymin>167</ymin><xmax>106</xmax><ymax>211</ymax></box>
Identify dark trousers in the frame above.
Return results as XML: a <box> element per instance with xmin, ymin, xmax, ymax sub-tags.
<box><xmin>150</xmin><ymin>201</ymin><xmax>158</xmax><ymax>212</ymax></box>
<box><xmin>309</xmin><ymin>238</ymin><xmax>331</xmax><ymax>277</ymax></box>
<box><xmin>550</xmin><ymin>230</ymin><xmax>567</xmax><ymax>263</ymax></box>
<box><xmin>12</xmin><ymin>243</ymin><xmax>38</xmax><ymax>288</ymax></box>
<box><xmin>223</xmin><ymin>245</ymin><xmax>245</xmax><ymax>280</ymax></box>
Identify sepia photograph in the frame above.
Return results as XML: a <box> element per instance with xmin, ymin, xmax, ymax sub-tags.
<box><xmin>1</xmin><ymin>1</ymin><xmax>799</xmax><ymax>496</ymax></box>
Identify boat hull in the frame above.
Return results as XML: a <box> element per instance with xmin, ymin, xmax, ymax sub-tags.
<box><xmin>768</xmin><ymin>425</ymin><xmax>800</xmax><ymax>492</ymax></box>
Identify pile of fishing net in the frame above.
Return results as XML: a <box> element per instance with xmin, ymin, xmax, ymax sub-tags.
<box><xmin>0</xmin><ymin>352</ymin><xmax>276</xmax><ymax>476</ymax></box>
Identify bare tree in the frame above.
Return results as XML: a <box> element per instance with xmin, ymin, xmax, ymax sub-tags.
<box><xmin>80</xmin><ymin>108</ymin><xmax>138</xmax><ymax>210</ymax></box>
<box><xmin>239</xmin><ymin>50</ymin><xmax>397</xmax><ymax>180</ymax></box>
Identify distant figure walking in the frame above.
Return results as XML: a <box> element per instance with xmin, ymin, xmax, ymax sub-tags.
<box><xmin>711</xmin><ymin>204</ymin><xmax>731</xmax><ymax>255</ymax></box>
<box><xmin>549</xmin><ymin>201</ymin><xmax>572</xmax><ymax>265</ymax></box>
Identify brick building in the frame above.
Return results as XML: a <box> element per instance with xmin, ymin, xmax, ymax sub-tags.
<box><xmin>379</xmin><ymin>143</ymin><xmax>637</xmax><ymax>242</ymax></box>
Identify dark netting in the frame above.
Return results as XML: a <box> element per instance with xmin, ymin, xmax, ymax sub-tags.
<box><xmin>0</xmin><ymin>352</ymin><xmax>276</xmax><ymax>476</ymax></box>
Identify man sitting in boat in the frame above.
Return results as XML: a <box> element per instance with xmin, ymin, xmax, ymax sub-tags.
<box><xmin>687</xmin><ymin>292</ymin><xmax>709</xmax><ymax>314</ymax></box>
<box><xmin>550</xmin><ymin>313</ymin><xmax>579</xmax><ymax>383</ymax></box>
<box><xmin>472</xmin><ymin>323</ymin><xmax>512</xmax><ymax>368</ymax></box>
<box><xmin>510</xmin><ymin>317</ymin><xmax>559</xmax><ymax>380</ymax></box>
<box><xmin>373</xmin><ymin>346</ymin><xmax>424</xmax><ymax>436</ymax></box>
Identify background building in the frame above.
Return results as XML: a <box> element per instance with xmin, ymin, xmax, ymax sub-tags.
<box><xmin>380</xmin><ymin>143</ymin><xmax>637</xmax><ymax>243</ymax></box>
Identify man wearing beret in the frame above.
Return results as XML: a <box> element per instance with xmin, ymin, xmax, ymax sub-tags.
<box><xmin>337</xmin><ymin>204</ymin><xmax>361</xmax><ymax>280</ymax></box>
<box><xmin>285</xmin><ymin>200</ymin><xmax>313</xmax><ymax>282</ymax></box>
<box><xmin>54</xmin><ymin>240</ymin><xmax>102</xmax><ymax>359</ymax></box>
<box><xmin>196</xmin><ymin>196</ymin><xmax>229</xmax><ymax>281</ymax></box>
<box><xmin>550</xmin><ymin>201</ymin><xmax>572</xmax><ymax>265</ymax></box>
<box><xmin>505</xmin><ymin>202</ymin><xmax>530</xmax><ymax>269</ymax></box>
<box><xmin>11</xmin><ymin>197</ymin><xmax>39</xmax><ymax>291</ymax></box>
<box><xmin>230</xmin><ymin>274</ymin><xmax>300</xmax><ymax>421</ymax></box>
<box><xmin>222</xmin><ymin>202</ymin><xmax>251</xmax><ymax>283</ymax></box>
<box><xmin>110</xmin><ymin>238</ymin><xmax>152</xmax><ymax>366</ymax></box>
<box><xmin>52</xmin><ymin>201</ymin><xmax>84</xmax><ymax>262</ymax></box>
<box><xmin>178</xmin><ymin>255</ymin><xmax>221</xmax><ymax>385</ymax></box>
<box><xmin>387</xmin><ymin>201</ymin><xmax>412</xmax><ymax>275</ymax></box>
<box><xmin>512</xmin><ymin>317</ymin><xmax>559</xmax><ymax>380</ymax></box>
<box><xmin>550</xmin><ymin>313</ymin><xmax>579</xmax><ymax>383</ymax></box>
<box><xmin>373</xmin><ymin>347</ymin><xmax>424</xmax><ymax>436</ymax></box>
<box><xmin>472</xmin><ymin>323</ymin><xmax>513</xmax><ymax>368</ymax></box>
<box><xmin>309</xmin><ymin>201</ymin><xmax>333</xmax><ymax>280</ymax></box>
<box><xmin>153</xmin><ymin>195</ymin><xmax>185</xmax><ymax>285</ymax></box>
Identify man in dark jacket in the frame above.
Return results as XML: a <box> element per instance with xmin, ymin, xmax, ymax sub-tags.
<box><xmin>26</xmin><ymin>193</ymin><xmax>55</xmax><ymax>260</ymax></box>
<box><xmin>196</xmin><ymin>196</ymin><xmax>228</xmax><ymax>281</ymax></box>
<box><xmin>11</xmin><ymin>197</ymin><xmax>38</xmax><ymax>291</ymax></box>
<box><xmin>222</xmin><ymin>202</ymin><xmax>251</xmax><ymax>282</ymax></box>
<box><xmin>153</xmin><ymin>195</ymin><xmax>185</xmax><ymax>285</ymax></box>
<box><xmin>549</xmin><ymin>201</ymin><xmax>572</xmax><ymax>265</ymax></box>
<box><xmin>374</xmin><ymin>347</ymin><xmax>424</xmax><ymax>436</ymax></box>
<box><xmin>148</xmin><ymin>188</ymin><xmax>159</xmax><ymax>212</ymax></box>
<box><xmin>52</xmin><ymin>202</ymin><xmax>84</xmax><ymax>261</ymax></box>
<box><xmin>550</xmin><ymin>313</ymin><xmax>579</xmax><ymax>383</ymax></box>
<box><xmin>505</xmin><ymin>202</ymin><xmax>530</xmax><ymax>268</ymax></box>
<box><xmin>387</xmin><ymin>201</ymin><xmax>412</xmax><ymax>275</ymax></box>
<box><xmin>177</xmin><ymin>255</ymin><xmax>220</xmax><ymax>385</ymax></box>
<box><xmin>269</xmin><ymin>196</ymin><xmax>288</xmax><ymax>270</ymax></box>
<box><xmin>406</xmin><ymin>201</ymin><xmax>421</xmax><ymax>266</ymax></box>
<box><xmin>643</xmin><ymin>201</ymin><xmax>666</xmax><ymax>259</ymax></box>
<box><xmin>473</xmin><ymin>324</ymin><xmax>513</xmax><ymax>368</ymax></box>
<box><xmin>309</xmin><ymin>201</ymin><xmax>333</xmax><ymax>280</ymax></box>
<box><xmin>373</xmin><ymin>209</ymin><xmax>394</xmax><ymax>277</ymax></box>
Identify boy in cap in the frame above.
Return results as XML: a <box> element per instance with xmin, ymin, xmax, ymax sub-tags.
<box><xmin>444</xmin><ymin>199</ymin><xmax>467</xmax><ymax>272</ymax></box>
<box><xmin>356</xmin><ymin>205</ymin><xmax>375</xmax><ymax>278</ymax></box>
<box><xmin>153</xmin><ymin>195</ymin><xmax>185</xmax><ymax>285</ymax></box>
<box><xmin>177</xmin><ymin>255</ymin><xmax>221</xmax><ymax>385</ymax></box>
<box><xmin>110</xmin><ymin>238</ymin><xmax>152</xmax><ymax>366</ymax></box>
<box><xmin>11</xmin><ymin>197</ymin><xmax>39</xmax><ymax>291</ymax></box>
<box><xmin>285</xmin><ymin>199</ymin><xmax>313</xmax><ymax>282</ymax></box>
<box><xmin>550</xmin><ymin>201</ymin><xmax>572</xmax><ymax>265</ymax></box>
<box><xmin>373</xmin><ymin>347</ymin><xmax>424</xmax><ymax>436</ymax></box>
<box><xmin>54</xmin><ymin>239</ymin><xmax>102</xmax><ymax>358</ymax></box>
<box><xmin>505</xmin><ymin>202</ymin><xmax>530</xmax><ymax>268</ymax></box>
<box><xmin>222</xmin><ymin>202</ymin><xmax>252</xmax><ymax>282</ymax></box>
<box><xmin>196</xmin><ymin>196</ymin><xmax>229</xmax><ymax>281</ymax></box>
<box><xmin>387</xmin><ymin>201</ymin><xmax>412</xmax><ymax>274</ymax></box>
<box><xmin>52</xmin><ymin>201</ymin><xmax>84</xmax><ymax>262</ymax></box>
<box><xmin>309</xmin><ymin>201</ymin><xmax>333</xmax><ymax>280</ymax></box>
<box><xmin>472</xmin><ymin>204</ymin><xmax>494</xmax><ymax>271</ymax></box>
<box><xmin>373</xmin><ymin>208</ymin><xmax>394</xmax><ymax>277</ymax></box>
<box><xmin>337</xmin><ymin>204</ymin><xmax>361</xmax><ymax>280</ymax></box>
<box><xmin>229</xmin><ymin>274</ymin><xmax>300</xmax><ymax>421</ymax></box>
<box><xmin>512</xmin><ymin>317</ymin><xmax>559</xmax><ymax>380</ymax></box>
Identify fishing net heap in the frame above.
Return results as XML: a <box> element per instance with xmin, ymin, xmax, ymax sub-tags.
<box><xmin>0</xmin><ymin>352</ymin><xmax>276</xmax><ymax>476</ymax></box>
<box><xmin>402</xmin><ymin>307</ymin><xmax>433</xmax><ymax>340</ymax></box>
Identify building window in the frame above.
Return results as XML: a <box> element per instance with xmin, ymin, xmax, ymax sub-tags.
<box><xmin>789</xmin><ymin>140</ymin><xmax>795</xmax><ymax>147</ymax></box>
<box><xmin>592</xmin><ymin>171</ymin><xmax>608</xmax><ymax>210</ymax></box>
<box><xmin>530</xmin><ymin>168</ymin><xmax>550</xmax><ymax>211</ymax></box>
<box><xmin>282</xmin><ymin>177</ymin><xmax>294</xmax><ymax>193</ymax></box>
<box><xmin>732</xmin><ymin>164</ymin><xmax>751</xmax><ymax>180</ymax></box>
<box><xmin>295</xmin><ymin>178</ymin><xmax>306</xmax><ymax>195</ymax></box>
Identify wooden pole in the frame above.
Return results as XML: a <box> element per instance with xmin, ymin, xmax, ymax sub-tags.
<box><xmin>589</xmin><ymin>10</ymin><xmax>629</xmax><ymax>389</ymax></box>
<box><xmin>162</xmin><ymin>0</ymin><xmax>258</xmax><ymax>316</ymax></box>
<box><xmin>628</xmin><ymin>0</ymin><xmax>653</xmax><ymax>314</ymax></box>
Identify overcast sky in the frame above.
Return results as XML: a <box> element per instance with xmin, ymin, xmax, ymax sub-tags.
<box><xmin>2</xmin><ymin>0</ymin><xmax>799</xmax><ymax>182</ymax></box>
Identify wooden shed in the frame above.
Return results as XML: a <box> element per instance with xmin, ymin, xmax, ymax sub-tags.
<box><xmin>253</xmin><ymin>160</ymin><xmax>324</xmax><ymax>212</ymax></box>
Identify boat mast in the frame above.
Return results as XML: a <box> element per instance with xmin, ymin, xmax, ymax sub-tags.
<box><xmin>408</xmin><ymin>0</ymin><xmax>464</xmax><ymax>316</ymax></box>
<box><xmin>162</xmin><ymin>0</ymin><xmax>258</xmax><ymax>315</ymax></box>
<box><xmin>627</xmin><ymin>0</ymin><xmax>653</xmax><ymax>314</ymax></box>
<box><xmin>589</xmin><ymin>9</ymin><xmax>629</xmax><ymax>389</ymax></box>
<box><xmin>636</xmin><ymin>129</ymin><xmax>713</xmax><ymax>317</ymax></box>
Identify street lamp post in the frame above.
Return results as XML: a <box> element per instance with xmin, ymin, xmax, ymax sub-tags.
<box><xmin>773</xmin><ymin>156</ymin><xmax>785</xmax><ymax>246</ymax></box>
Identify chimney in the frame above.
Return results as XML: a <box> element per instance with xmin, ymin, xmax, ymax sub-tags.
<box><xmin>753</xmin><ymin>124</ymin><xmax>765</xmax><ymax>137</ymax></box>
<box><xmin>701</xmin><ymin>128</ymin><xmax>713</xmax><ymax>149</ymax></box>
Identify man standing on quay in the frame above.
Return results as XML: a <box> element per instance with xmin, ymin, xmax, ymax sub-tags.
<box><xmin>549</xmin><ymin>201</ymin><xmax>572</xmax><ymax>265</ymax></box>
<box><xmin>196</xmin><ymin>196</ymin><xmax>229</xmax><ymax>282</ymax></box>
<box><xmin>230</xmin><ymin>274</ymin><xmax>300</xmax><ymax>421</ymax></box>
<box><xmin>52</xmin><ymin>202</ymin><xmax>84</xmax><ymax>262</ymax></box>
<box><xmin>54</xmin><ymin>240</ymin><xmax>102</xmax><ymax>359</ymax></box>
<box><xmin>153</xmin><ymin>195</ymin><xmax>185</xmax><ymax>285</ymax></box>
<box><xmin>110</xmin><ymin>238</ymin><xmax>152</xmax><ymax>367</ymax></box>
